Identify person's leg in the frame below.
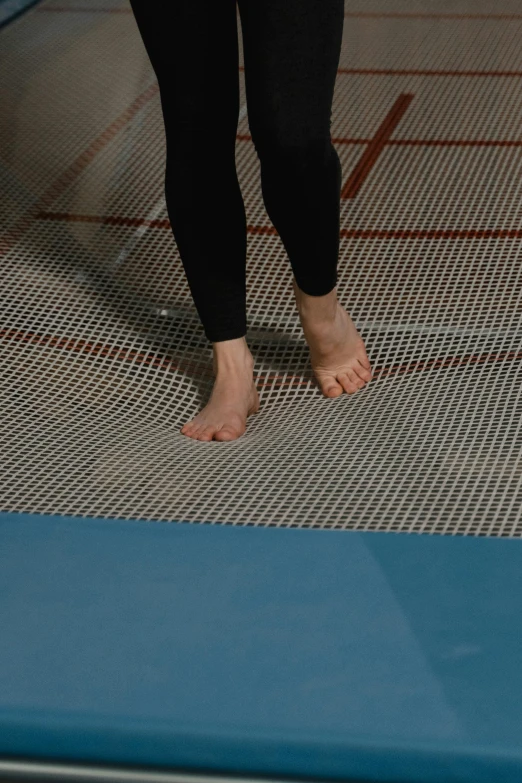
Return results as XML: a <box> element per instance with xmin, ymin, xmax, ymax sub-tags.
<box><xmin>128</xmin><ymin>0</ymin><xmax>248</xmax><ymax>344</ymax></box>
<box><xmin>239</xmin><ymin>0</ymin><xmax>373</xmax><ymax>398</ymax></box>
<box><xmin>129</xmin><ymin>0</ymin><xmax>259</xmax><ymax>442</ymax></box>
<box><xmin>238</xmin><ymin>0</ymin><xmax>344</xmax><ymax>297</ymax></box>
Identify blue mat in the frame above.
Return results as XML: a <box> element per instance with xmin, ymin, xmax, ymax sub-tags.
<box><xmin>1</xmin><ymin>511</ymin><xmax>522</xmax><ymax>783</ymax></box>
<box><xmin>0</xmin><ymin>0</ymin><xmax>43</xmax><ymax>30</ymax></box>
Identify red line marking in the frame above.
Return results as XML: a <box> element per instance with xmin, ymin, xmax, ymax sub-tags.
<box><xmin>35</xmin><ymin>211</ymin><xmax>171</xmax><ymax>230</ymax></box>
<box><xmin>335</xmin><ymin>138</ymin><xmax>522</xmax><ymax>147</ymax></box>
<box><xmin>36</xmin><ymin>212</ymin><xmax>522</xmax><ymax>241</ymax></box>
<box><xmin>35</xmin><ymin>7</ymin><xmax>522</xmax><ymax>20</ymax></box>
<box><xmin>238</xmin><ymin>65</ymin><xmax>522</xmax><ymax>78</ymax></box>
<box><xmin>36</xmin><ymin>5</ymin><xmax>131</xmax><ymax>11</ymax></box>
<box><xmin>344</xmin><ymin>12</ymin><xmax>522</xmax><ymax>21</ymax></box>
<box><xmin>237</xmin><ymin>133</ymin><xmax>522</xmax><ymax>148</ymax></box>
<box><xmin>387</xmin><ymin>139</ymin><xmax>522</xmax><ymax>147</ymax></box>
<box><xmin>1</xmin><ymin>326</ymin><xmax>520</xmax><ymax>387</ymax></box>
<box><xmin>337</xmin><ymin>67</ymin><xmax>522</xmax><ymax>78</ymax></box>
<box><xmin>340</xmin><ymin>228</ymin><xmax>522</xmax><ymax>240</ymax></box>
<box><xmin>0</xmin><ymin>83</ymin><xmax>159</xmax><ymax>259</ymax></box>
<box><xmin>342</xmin><ymin>93</ymin><xmax>414</xmax><ymax>198</ymax></box>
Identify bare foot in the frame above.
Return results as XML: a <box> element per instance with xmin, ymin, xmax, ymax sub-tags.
<box><xmin>180</xmin><ymin>339</ymin><xmax>259</xmax><ymax>442</ymax></box>
<box><xmin>293</xmin><ymin>279</ymin><xmax>373</xmax><ymax>398</ymax></box>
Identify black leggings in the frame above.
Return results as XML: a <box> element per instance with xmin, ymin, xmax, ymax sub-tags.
<box><xmin>129</xmin><ymin>0</ymin><xmax>344</xmax><ymax>343</ymax></box>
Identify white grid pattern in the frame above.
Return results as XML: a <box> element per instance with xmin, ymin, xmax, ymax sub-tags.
<box><xmin>1</xmin><ymin>0</ymin><xmax>521</xmax><ymax>534</ymax></box>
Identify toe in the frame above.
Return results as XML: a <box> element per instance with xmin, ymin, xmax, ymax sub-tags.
<box><xmin>337</xmin><ymin>373</ymin><xmax>355</xmax><ymax>394</ymax></box>
<box><xmin>348</xmin><ymin>366</ymin><xmax>368</xmax><ymax>389</ymax></box>
<box><xmin>356</xmin><ymin>352</ymin><xmax>371</xmax><ymax>370</ymax></box>
<box><xmin>215</xmin><ymin>425</ymin><xmax>240</xmax><ymax>441</ymax></box>
<box><xmin>351</xmin><ymin>366</ymin><xmax>371</xmax><ymax>385</ymax></box>
<box><xmin>197</xmin><ymin>425</ymin><xmax>215</xmax><ymax>441</ymax></box>
<box><xmin>185</xmin><ymin>423</ymin><xmax>204</xmax><ymax>439</ymax></box>
<box><xmin>322</xmin><ymin>380</ymin><xmax>343</xmax><ymax>397</ymax></box>
<box><xmin>338</xmin><ymin>369</ymin><xmax>363</xmax><ymax>393</ymax></box>
<box><xmin>356</xmin><ymin>359</ymin><xmax>373</xmax><ymax>380</ymax></box>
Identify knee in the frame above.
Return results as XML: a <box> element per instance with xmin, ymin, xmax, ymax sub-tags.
<box><xmin>250</xmin><ymin>126</ymin><xmax>334</xmax><ymax>170</ymax></box>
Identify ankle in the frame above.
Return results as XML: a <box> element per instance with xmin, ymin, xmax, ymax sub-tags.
<box><xmin>212</xmin><ymin>337</ymin><xmax>254</xmax><ymax>373</ymax></box>
<box><xmin>293</xmin><ymin>277</ymin><xmax>337</xmax><ymax>301</ymax></box>
<box><xmin>296</xmin><ymin>287</ymin><xmax>338</xmax><ymax>321</ymax></box>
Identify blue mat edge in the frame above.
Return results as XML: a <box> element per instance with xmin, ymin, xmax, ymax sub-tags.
<box><xmin>0</xmin><ymin>0</ymin><xmax>45</xmax><ymax>31</ymax></box>
<box><xmin>2</xmin><ymin>510</ymin><xmax>522</xmax><ymax>783</ymax></box>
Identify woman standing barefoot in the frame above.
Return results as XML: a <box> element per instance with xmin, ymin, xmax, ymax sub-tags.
<box><xmin>128</xmin><ymin>0</ymin><xmax>372</xmax><ymax>442</ymax></box>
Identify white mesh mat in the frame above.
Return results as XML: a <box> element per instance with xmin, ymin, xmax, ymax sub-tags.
<box><xmin>1</xmin><ymin>0</ymin><xmax>521</xmax><ymax>534</ymax></box>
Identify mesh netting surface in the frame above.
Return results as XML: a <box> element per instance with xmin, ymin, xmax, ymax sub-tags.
<box><xmin>1</xmin><ymin>0</ymin><xmax>521</xmax><ymax>534</ymax></box>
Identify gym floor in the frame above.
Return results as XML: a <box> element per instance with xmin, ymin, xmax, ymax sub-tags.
<box><xmin>1</xmin><ymin>0</ymin><xmax>521</xmax><ymax>534</ymax></box>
